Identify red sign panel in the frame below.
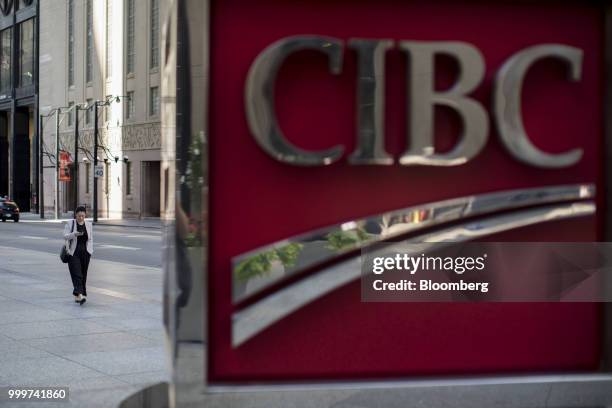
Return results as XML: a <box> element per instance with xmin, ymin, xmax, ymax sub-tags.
<box><xmin>59</xmin><ymin>151</ymin><xmax>72</xmax><ymax>182</ymax></box>
<box><xmin>209</xmin><ymin>0</ymin><xmax>603</xmax><ymax>382</ymax></box>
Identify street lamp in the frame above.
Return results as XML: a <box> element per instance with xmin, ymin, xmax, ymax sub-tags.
<box><xmin>39</xmin><ymin>109</ymin><xmax>56</xmax><ymax>218</ymax></box>
<box><xmin>39</xmin><ymin>106</ymin><xmax>70</xmax><ymax>220</ymax></box>
<box><xmin>92</xmin><ymin>95</ymin><xmax>129</xmax><ymax>223</ymax></box>
<box><xmin>55</xmin><ymin>106</ymin><xmax>72</xmax><ymax>219</ymax></box>
<box><xmin>39</xmin><ymin>102</ymin><xmax>97</xmax><ymax>219</ymax></box>
<box><xmin>38</xmin><ymin>111</ymin><xmax>49</xmax><ymax>219</ymax></box>
<box><xmin>72</xmin><ymin>102</ymin><xmax>89</xmax><ymax>211</ymax></box>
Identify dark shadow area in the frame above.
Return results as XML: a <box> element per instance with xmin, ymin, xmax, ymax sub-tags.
<box><xmin>12</xmin><ymin>106</ymin><xmax>30</xmax><ymax>211</ymax></box>
<box><xmin>119</xmin><ymin>382</ymin><xmax>169</xmax><ymax>408</ymax></box>
<box><xmin>0</xmin><ymin>111</ymin><xmax>8</xmax><ymax>196</ymax></box>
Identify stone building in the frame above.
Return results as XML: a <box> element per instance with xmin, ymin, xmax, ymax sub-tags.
<box><xmin>39</xmin><ymin>0</ymin><xmax>169</xmax><ymax>218</ymax></box>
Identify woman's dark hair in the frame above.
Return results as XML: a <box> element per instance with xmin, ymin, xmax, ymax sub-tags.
<box><xmin>75</xmin><ymin>206</ymin><xmax>87</xmax><ymax>215</ymax></box>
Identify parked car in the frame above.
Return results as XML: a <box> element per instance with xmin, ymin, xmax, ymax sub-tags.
<box><xmin>0</xmin><ymin>197</ymin><xmax>19</xmax><ymax>222</ymax></box>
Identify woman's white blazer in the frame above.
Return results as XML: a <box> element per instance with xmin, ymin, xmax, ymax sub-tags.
<box><xmin>63</xmin><ymin>219</ymin><xmax>94</xmax><ymax>255</ymax></box>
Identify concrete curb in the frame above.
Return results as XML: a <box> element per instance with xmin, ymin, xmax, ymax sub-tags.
<box><xmin>94</xmin><ymin>222</ymin><xmax>162</xmax><ymax>230</ymax></box>
<box><xmin>19</xmin><ymin>213</ymin><xmax>162</xmax><ymax>229</ymax></box>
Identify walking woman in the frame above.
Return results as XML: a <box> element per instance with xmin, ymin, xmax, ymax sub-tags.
<box><xmin>64</xmin><ymin>206</ymin><xmax>94</xmax><ymax>305</ymax></box>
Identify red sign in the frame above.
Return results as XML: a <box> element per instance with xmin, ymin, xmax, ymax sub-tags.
<box><xmin>209</xmin><ymin>0</ymin><xmax>603</xmax><ymax>382</ymax></box>
<box><xmin>59</xmin><ymin>151</ymin><xmax>72</xmax><ymax>182</ymax></box>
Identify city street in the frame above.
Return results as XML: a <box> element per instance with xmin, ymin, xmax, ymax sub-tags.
<box><xmin>0</xmin><ymin>216</ymin><xmax>167</xmax><ymax>408</ymax></box>
<box><xmin>1</xmin><ymin>219</ymin><xmax>162</xmax><ymax>268</ymax></box>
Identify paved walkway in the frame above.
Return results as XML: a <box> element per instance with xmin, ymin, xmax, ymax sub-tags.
<box><xmin>0</xmin><ymin>246</ymin><xmax>168</xmax><ymax>408</ymax></box>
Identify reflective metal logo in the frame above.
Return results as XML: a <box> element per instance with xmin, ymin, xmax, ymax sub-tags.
<box><xmin>245</xmin><ymin>36</ymin><xmax>583</xmax><ymax>168</ymax></box>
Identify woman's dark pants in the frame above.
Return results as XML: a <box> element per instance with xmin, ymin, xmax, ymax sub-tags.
<box><xmin>69</xmin><ymin>247</ymin><xmax>91</xmax><ymax>296</ymax></box>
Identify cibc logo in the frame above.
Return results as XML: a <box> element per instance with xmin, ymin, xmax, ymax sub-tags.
<box><xmin>244</xmin><ymin>36</ymin><xmax>583</xmax><ymax>168</ymax></box>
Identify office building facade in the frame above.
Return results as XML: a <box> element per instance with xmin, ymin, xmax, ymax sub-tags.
<box><xmin>0</xmin><ymin>0</ymin><xmax>39</xmax><ymax>213</ymax></box>
<box><xmin>39</xmin><ymin>0</ymin><xmax>168</xmax><ymax>218</ymax></box>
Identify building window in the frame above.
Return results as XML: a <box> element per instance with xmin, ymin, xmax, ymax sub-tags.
<box><xmin>150</xmin><ymin>0</ymin><xmax>159</xmax><ymax>69</ymax></box>
<box><xmin>18</xmin><ymin>19</ymin><xmax>34</xmax><ymax>87</ymax></box>
<box><xmin>105</xmin><ymin>0</ymin><xmax>112</xmax><ymax>79</ymax></box>
<box><xmin>0</xmin><ymin>28</ymin><xmax>11</xmax><ymax>95</ymax></box>
<box><xmin>68</xmin><ymin>102</ymin><xmax>74</xmax><ymax>127</ymax></box>
<box><xmin>125</xmin><ymin>161</ymin><xmax>132</xmax><ymax>195</ymax></box>
<box><xmin>126</xmin><ymin>91</ymin><xmax>134</xmax><ymax>119</ymax></box>
<box><xmin>126</xmin><ymin>0</ymin><xmax>135</xmax><ymax>74</ymax></box>
<box><xmin>149</xmin><ymin>86</ymin><xmax>159</xmax><ymax>116</ymax></box>
<box><xmin>85</xmin><ymin>98</ymin><xmax>93</xmax><ymax>125</ymax></box>
<box><xmin>85</xmin><ymin>163</ymin><xmax>90</xmax><ymax>194</ymax></box>
<box><xmin>68</xmin><ymin>0</ymin><xmax>74</xmax><ymax>86</ymax></box>
<box><xmin>18</xmin><ymin>0</ymin><xmax>34</xmax><ymax>10</ymax></box>
<box><xmin>86</xmin><ymin>0</ymin><xmax>93</xmax><ymax>83</ymax></box>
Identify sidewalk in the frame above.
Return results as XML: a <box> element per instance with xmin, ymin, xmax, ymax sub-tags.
<box><xmin>19</xmin><ymin>212</ymin><xmax>162</xmax><ymax>229</ymax></box>
<box><xmin>0</xmin><ymin>246</ymin><xmax>168</xmax><ymax>408</ymax></box>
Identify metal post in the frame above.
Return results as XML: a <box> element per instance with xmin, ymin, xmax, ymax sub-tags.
<box><xmin>39</xmin><ymin>114</ymin><xmax>44</xmax><ymax>219</ymax></box>
<box><xmin>34</xmin><ymin>0</ymin><xmax>40</xmax><ymax>215</ymax></box>
<box><xmin>93</xmin><ymin>103</ymin><xmax>98</xmax><ymax>223</ymax></box>
<box><xmin>54</xmin><ymin>108</ymin><xmax>59</xmax><ymax>219</ymax></box>
<box><xmin>73</xmin><ymin>106</ymin><xmax>79</xmax><ymax>210</ymax></box>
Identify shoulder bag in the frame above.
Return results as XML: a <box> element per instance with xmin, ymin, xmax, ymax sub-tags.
<box><xmin>60</xmin><ymin>220</ymin><xmax>75</xmax><ymax>263</ymax></box>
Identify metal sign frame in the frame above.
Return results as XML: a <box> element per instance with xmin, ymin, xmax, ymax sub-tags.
<box><xmin>159</xmin><ymin>1</ymin><xmax>612</xmax><ymax>407</ymax></box>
